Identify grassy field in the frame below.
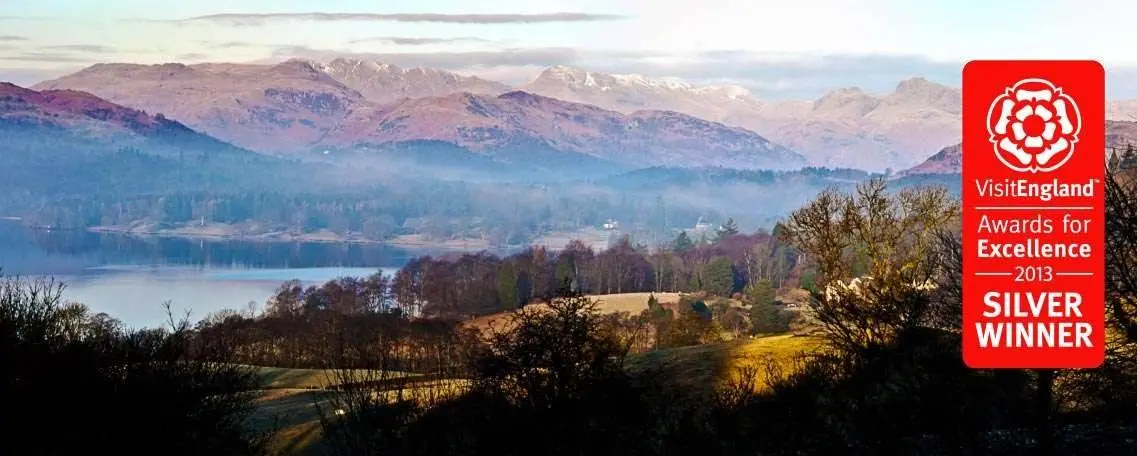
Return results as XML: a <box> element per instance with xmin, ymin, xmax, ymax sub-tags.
<box><xmin>250</xmin><ymin>376</ymin><xmax>473</xmax><ymax>455</ymax></box>
<box><xmin>251</xmin><ymin>332</ymin><xmax>824</xmax><ymax>454</ymax></box>
<box><xmin>626</xmin><ymin>333</ymin><xmax>825</xmax><ymax>394</ymax></box>
<box><xmin>591</xmin><ymin>292</ymin><xmax>684</xmax><ymax>313</ymax></box>
<box><xmin>252</xmin><ymin>366</ymin><xmax>420</xmax><ymax>389</ymax></box>
<box><xmin>250</xmin><ymin>292</ymin><xmax>820</xmax><ymax>454</ymax></box>
<box><xmin>463</xmin><ymin>292</ymin><xmax>685</xmax><ymax>331</ymax></box>
<box><xmin>530</xmin><ymin>227</ymin><xmax>613</xmax><ymax>251</ymax></box>
<box><xmin>248</xmin><ymin>366</ymin><xmax>424</xmax><ymax>454</ymax></box>
<box><xmin>250</xmin><ymin>389</ymin><xmax>330</xmax><ymax>454</ymax></box>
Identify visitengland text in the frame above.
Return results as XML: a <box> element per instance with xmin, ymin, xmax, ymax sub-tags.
<box><xmin>975</xmin><ymin>178</ymin><xmax>1096</xmax><ymax>201</ymax></box>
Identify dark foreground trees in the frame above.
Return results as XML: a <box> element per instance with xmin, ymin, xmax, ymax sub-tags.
<box><xmin>761</xmin><ymin>179</ymin><xmax>1039</xmax><ymax>454</ymax></box>
<box><xmin>753</xmin><ymin>175</ymin><xmax>1137</xmax><ymax>455</ymax></box>
<box><xmin>0</xmin><ymin>276</ymin><xmax>269</xmax><ymax>456</ymax></box>
<box><xmin>316</xmin><ymin>294</ymin><xmax>663</xmax><ymax>456</ymax></box>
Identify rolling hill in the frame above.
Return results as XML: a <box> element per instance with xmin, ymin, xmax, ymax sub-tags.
<box><xmin>33</xmin><ymin>60</ymin><xmax>365</xmax><ymax>154</ymax></box>
<box><xmin>0</xmin><ymin>83</ymin><xmax>292</xmax><ymax>201</ymax></box>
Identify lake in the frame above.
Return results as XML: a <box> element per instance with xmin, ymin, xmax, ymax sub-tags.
<box><xmin>0</xmin><ymin>220</ymin><xmax>474</xmax><ymax>328</ymax></box>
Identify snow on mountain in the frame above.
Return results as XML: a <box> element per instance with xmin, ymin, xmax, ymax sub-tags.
<box><xmin>522</xmin><ymin>66</ymin><xmax>759</xmax><ymax>122</ymax></box>
<box><xmin>33</xmin><ymin>62</ymin><xmax>807</xmax><ymax>171</ymax></box>
<box><xmin>313</xmin><ymin>58</ymin><xmax>510</xmax><ymax>103</ymax></box>
<box><xmin>524</xmin><ymin>67</ymin><xmax>960</xmax><ymax>172</ymax></box>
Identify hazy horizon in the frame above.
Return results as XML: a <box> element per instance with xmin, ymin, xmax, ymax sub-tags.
<box><xmin>5</xmin><ymin>0</ymin><xmax>1137</xmax><ymax>100</ymax></box>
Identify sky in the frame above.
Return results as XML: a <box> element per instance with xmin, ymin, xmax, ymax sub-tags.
<box><xmin>3</xmin><ymin>0</ymin><xmax>1137</xmax><ymax>100</ymax></box>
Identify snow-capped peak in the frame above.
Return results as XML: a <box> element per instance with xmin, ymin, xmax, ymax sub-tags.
<box><xmin>317</xmin><ymin>58</ymin><xmax>399</xmax><ymax>75</ymax></box>
<box><xmin>540</xmin><ymin>65</ymin><xmax>592</xmax><ymax>83</ymax></box>
<box><xmin>534</xmin><ymin>65</ymin><xmax>754</xmax><ymax>97</ymax></box>
<box><xmin>693</xmin><ymin>84</ymin><xmax>754</xmax><ymax>100</ymax></box>
<box><xmin>605</xmin><ymin>73</ymin><xmax>690</xmax><ymax>90</ymax></box>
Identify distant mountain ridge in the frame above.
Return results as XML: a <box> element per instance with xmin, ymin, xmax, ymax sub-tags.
<box><xmin>0</xmin><ymin>82</ymin><xmax>244</xmax><ymax>153</ymax></box>
<box><xmin>521</xmin><ymin>66</ymin><xmax>961</xmax><ymax>172</ymax></box>
<box><xmin>522</xmin><ymin>65</ymin><xmax>756</xmax><ymax>119</ymax></box>
<box><xmin>33</xmin><ymin>60</ymin><xmax>365</xmax><ymax>153</ymax></box>
<box><xmin>33</xmin><ymin>57</ymin><xmax>1137</xmax><ymax>173</ymax></box>
<box><xmin>898</xmin><ymin>120</ymin><xmax>1137</xmax><ymax>176</ymax></box>
<box><xmin>325</xmin><ymin>90</ymin><xmax>805</xmax><ymax>170</ymax></box>
<box><xmin>0</xmin><ymin>83</ymin><xmax>293</xmax><ymax>202</ymax></box>
<box><xmin>314</xmin><ymin>57</ymin><xmax>511</xmax><ymax>103</ymax></box>
<box><xmin>33</xmin><ymin>61</ymin><xmax>807</xmax><ymax>171</ymax></box>
<box><xmin>894</xmin><ymin>144</ymin><xmax>961</xmax><ymax>177</ymax></box>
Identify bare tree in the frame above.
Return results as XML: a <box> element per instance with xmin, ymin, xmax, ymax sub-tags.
<box><xmin>780</xmin><ymin>178</ymin><xmax>959</xmax><ymax>352</ymax></box>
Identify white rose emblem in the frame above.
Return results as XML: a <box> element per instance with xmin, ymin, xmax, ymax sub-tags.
<box><xmin>986</xmin><ymin>78</ymin><xmax>1082</xmax><ymax>173</ymax></box>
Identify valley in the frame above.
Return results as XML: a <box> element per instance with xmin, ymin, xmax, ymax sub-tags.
<box><xmin>6</xmin><ymin>16</ymin><xmax>1137</xmax><ymax>455</ymax></box>
<box><xmin>3</xmin><ymin>79</ymin><xmax>943</xmax><ymax>250</ymax></box>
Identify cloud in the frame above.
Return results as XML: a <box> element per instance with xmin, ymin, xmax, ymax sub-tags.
<box><xmin>213</xmin><ymin>41</ymin><xmax>257</xmax><ymax>49</ymax></box>
<box><xmin>0</xmin><ymin>52</ymin><xmax>94</xmax><ymax>63</ymax></box>
<box><xmin>194</xmin><ymin>40</ymin><xmax>271</xmax><ymax>50</ymax></box>
<box><xmin>271</xmin><ymin>45</ymin><xmax>583</xmax><ymax>69</ymax></box>
<box><xmin>0</xmin><ymin>67</ymin><xmax>76</xmax><ymax>86</ymax></box>
<box><xmin>175</xmin><ymin>52</ymin><xmax>209</xmax><ymax>61</ymax></box>
<box><xmin>44</xmin><ymin>44</ymin><xmax>116</xmax><ymax>53</ymax></box>
<box><xmin>179</xmin><ymin>12</ymin><xmax>626</xmax><ymax>26</ymax></box>
<box><xmin>0</xmin><ymin>35</ymin><xmax>28</xmax><ymax>42</ymax></box>
<box><xmin>348</xmin><ymin>36</ymin><xmax>492</xmax><ymax>46</ymax></box>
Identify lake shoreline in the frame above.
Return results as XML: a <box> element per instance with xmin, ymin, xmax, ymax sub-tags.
<box><xmin>1</xmin><ymin>219</ymin><xmax>421</xmax><ymax>328</ymax></box>
<box><xmin>85</xmin><ymin>224</ymin><xmax>500</xmax><ymax>253</ymax></box>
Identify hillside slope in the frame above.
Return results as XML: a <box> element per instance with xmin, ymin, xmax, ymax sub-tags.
<box><xmin>36</xmin><ymin>62</ymin><xmax>808</xmax><ymax>171</ymax></box>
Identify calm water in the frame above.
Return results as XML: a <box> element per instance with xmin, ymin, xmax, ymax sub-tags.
<box><xmin>0</xmin><ymin>220</ymin><xmax>462</xmax><ymax>328</ymax></box>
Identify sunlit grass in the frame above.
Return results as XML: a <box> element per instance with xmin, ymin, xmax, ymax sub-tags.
<box><xmin>727</xmin><ymin>334</ymin><xmax>827</xmax><ymax>391</ymax></box>
<box><xmin>626</xmin><ymin>333</ymin><xmax>825</xmax><ymax>395</ymax></box>
<box><xmin>250</xmin><ymin>295</ymin><xmax>827</xmax><ymax>455</ymax></box>
<box><xmin>249</xmin><ymin>365</ymin><xmax>418</xmax><ymax>389</ymax></box>
<box><xmin>253</xmin><ymin>335</ymin><xmax>828</xmax><ymax>455</ymax></box>
<box><xmin>250</xmin><ymin>374</ymin><xmax>471</xmax><ymax>454</ymax></box>
<box><xmin>463</xmin><ymin>292</ymin><xmax>684</xmax><ymax>332</ymax></box>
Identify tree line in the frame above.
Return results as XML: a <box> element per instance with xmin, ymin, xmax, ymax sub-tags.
<box><xmin>18</xmin><ymin>184</ymin><xmax>712</xmax><ymax>247</ymax></box>
<box><xmin>281</xmin><ymin>226</ymin><xmax>797</xmax><ymax>320</ymax></box>
<box><xmin>185</xmin><ymin>227</ymin><xmax>800</xmax><ymax>369</ymax></box>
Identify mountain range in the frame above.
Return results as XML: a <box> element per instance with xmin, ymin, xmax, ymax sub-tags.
<box><xmin>33</xmin><ymin>58</ymin><xmax>964</xmax><ymax>172</ymax></box>
<box><xmin>12</xmin><ymin>58</ymin><xmax>1135</xmax><ymax>249</ymax></box>
<box><xmin>31</xmin><ymin>59</ymin><xmax>804</xmax><ymax>171</ymax></box>
<box><xmin>521</xmin><ymin>66</ymin><xmax>962</xmax><ymax>171</ymax></box>
<box><xmin>21</xmin><ymin>56</ymin><xmax>1137</xmax><ymax>175</ymax></box>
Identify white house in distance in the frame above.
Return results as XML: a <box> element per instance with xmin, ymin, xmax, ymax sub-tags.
<box><xmin>687</xmin><ymin>216</ymin><xmax>714</xmax><ymax>239</ymax></box>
